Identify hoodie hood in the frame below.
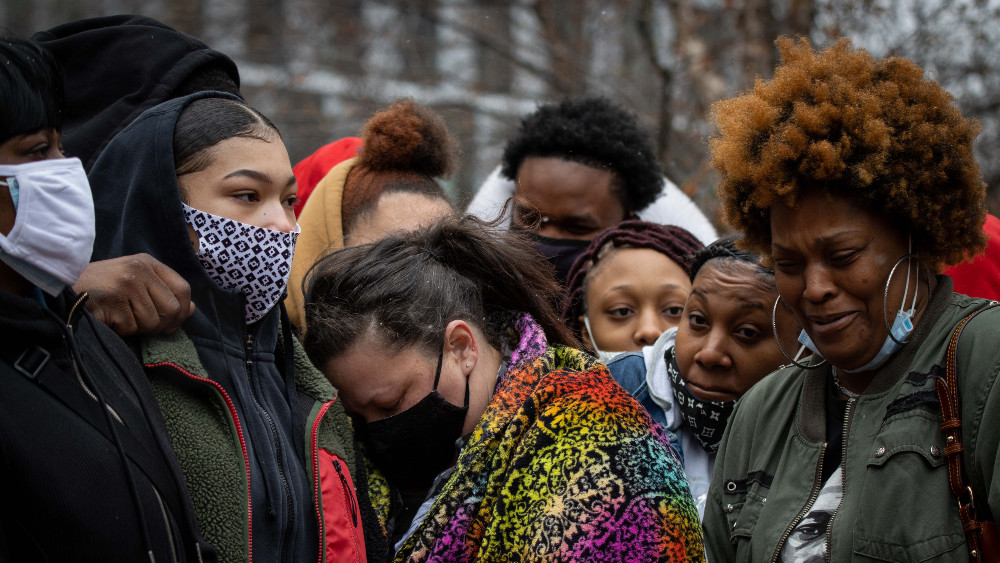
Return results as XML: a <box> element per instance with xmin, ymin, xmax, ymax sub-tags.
<box><xmin>32</xmin><ymin>15</ymin><xmax>241</xmax><ymax>172</ymax></box>
<box><xmin>88</xmin><ymin>91</ymin><xmax>250</xmax><ymax>331</ymax></box>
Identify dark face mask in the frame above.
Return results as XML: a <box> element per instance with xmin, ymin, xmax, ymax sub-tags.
<box><xmin>361</xmin><ymin>349</ymin><xmax>469</xmax><ymax>489</ymax></box>
<box><xmin>524</xmin><ymin>232</ymin><xmax>591</xmax><ymax>285</ymax></box>
<box><xmin>666</xmin><ymin>348</ymin><xmax>735</xmax><ymax>454</ymax></box>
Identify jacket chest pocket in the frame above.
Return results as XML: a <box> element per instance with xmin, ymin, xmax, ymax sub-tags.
<box><xmin>852</xmin><ymin>412</ymin><xmax>968</xmax><ymax>561</ymax></box>
<box><xmin>720</xmin><ymin>475</ymin><xmax>769</xmax><ymax>562</ymax></box>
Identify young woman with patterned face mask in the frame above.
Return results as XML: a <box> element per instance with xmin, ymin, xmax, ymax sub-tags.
<box><xmin>606</xmin><ymin>236</ymin><xmax>799</xmax><ymax>517</ymax></box>
<box><xmin>88</xmin><ymin>93</ymin><xmax>369</xmax><ymax>563</ymax></box>
<box><xmin>303</xmin><ymin>215</ymin><xmax>706</xmax><ymax>562</ymax></box>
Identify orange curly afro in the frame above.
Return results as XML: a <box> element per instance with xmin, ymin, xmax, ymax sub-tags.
<box><xmin>710</xmin><ymin>37</ymin><xmax>987</xmax><ymax>271</ymax></box>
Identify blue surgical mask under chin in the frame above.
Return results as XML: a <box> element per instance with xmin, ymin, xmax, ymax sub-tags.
<box><xmin>796</xmin><ymin>312</ymin><xmax>913</xmax><ymax>374</ymax></box>
<box><xmin>843</xmin><ymin>309</ymin><xmax>913</xmax><ymax>373</ymax></box>
<box><xmin>797</xmin><ymin>252</ymin><xmax>919</xmax><ymax>375</ymax></box>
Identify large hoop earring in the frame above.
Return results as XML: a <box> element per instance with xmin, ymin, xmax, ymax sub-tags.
<box><xmin>881</xmin><ymin>254</ymin><xmax>922</xmax><ymax>345</ymax></box>
<box><xmin>772</xmin><ymin>296</ymin><xmax>827</xmax><ymax>369</ymax></box>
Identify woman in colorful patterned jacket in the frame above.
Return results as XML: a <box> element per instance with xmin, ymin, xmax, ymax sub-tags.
<box><xmin>302</xmin><ymin>214</ymin><xmax>705</xmax><ymax>562</ymax></box>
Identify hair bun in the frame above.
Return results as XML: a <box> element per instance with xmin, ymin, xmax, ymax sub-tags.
<box><xmin>359</xmin><ymin>98</ymin><xmax>457</xmax><ymax>178</ymax></box>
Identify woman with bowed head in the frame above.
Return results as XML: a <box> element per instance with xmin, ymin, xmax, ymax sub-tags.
<box><xmin>703</xmin><ymin>38</ymin><xmax>1000</xmax><ymax>562</ymax></box>
<box><xmin>303</xmin><ymin>215</ymin><xmax>705</xmax><ymax>562</ymax></box>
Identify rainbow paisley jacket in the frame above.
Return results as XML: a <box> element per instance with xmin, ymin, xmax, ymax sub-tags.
<box><xmin>370</xmin><ymin>315</ymin><xmax>705</xmax><ymax>562</ymax></box>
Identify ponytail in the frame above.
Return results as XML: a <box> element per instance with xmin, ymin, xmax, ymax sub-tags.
<box><xmin>303</xmin><ymin>214</ymin><xmax>577</xmax><ymax>368</ymax></box>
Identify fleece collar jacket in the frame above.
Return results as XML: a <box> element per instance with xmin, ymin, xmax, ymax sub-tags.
<box><xmin>87</xmin><ymin>92</ymin><xmax>371</xmax><ymax>563</ymax></box>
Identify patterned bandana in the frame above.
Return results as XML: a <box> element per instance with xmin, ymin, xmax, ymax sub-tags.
<box><xmin>665</xmin><ymin>347</ymin><xmax>735</xmax><ymax>454</ymax></box>
<box><xmin>182</xmin><ymin>204</ymin><xmax>300</xmax><ymax>324</ymax></box>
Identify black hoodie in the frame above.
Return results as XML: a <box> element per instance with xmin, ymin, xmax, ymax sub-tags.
<box><xmin>32</xmin><ymin>15</ymin><xmax>241</xmax><ymax>172</ymax></box>
<box><xmin>88</xmin><ymin>92</ymin><xmax>320</xmax><ymax>562</ymax></box>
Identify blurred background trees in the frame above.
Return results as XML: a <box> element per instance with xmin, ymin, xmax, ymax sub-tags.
<box><xmin>6</xmin><ymin>0</ymin><xmax>999</xmax><ymax>226</ymax></box>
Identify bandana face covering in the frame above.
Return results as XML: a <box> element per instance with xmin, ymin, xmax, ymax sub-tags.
<box><xmin>182</xmin><ymin>204</ymin><xmax>299</xmax><ymax>324</ymax></box>
<box><xmin>666</xmin><ymin>347</ymin><xmax>735</xmax><ymax>454</ymax></box>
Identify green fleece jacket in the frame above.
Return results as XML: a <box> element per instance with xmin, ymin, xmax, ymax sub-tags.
<box><xmin>703</xmin><ymin>278</ymin><xmax>1000</xmax><ymax>562</ymax></box>
<box><xmin>141</xmin><ymin>329</ymin><xmax>363</xmax><ymax>563</ymax></box>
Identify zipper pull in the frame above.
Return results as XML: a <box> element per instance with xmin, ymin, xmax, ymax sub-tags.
<box><xmin>245</xmin><ymin>333</ymin><xmax>254</xmax><ymax>368</ymax></box>
<box><xmin>333</xmin><ymin>459</ymin><xmax>359</xmax><ymax>527</ymax></box>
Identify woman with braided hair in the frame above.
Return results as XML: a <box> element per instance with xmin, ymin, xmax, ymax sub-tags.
<box><xmin>303</xmin><ymin>214</ymin><xmax>705</xmax><ymax>562</ymax></box>
<box><xmin>562</xmin><ymin>219</ymin><xmax>703</xmax><ymax>361</ymax></box>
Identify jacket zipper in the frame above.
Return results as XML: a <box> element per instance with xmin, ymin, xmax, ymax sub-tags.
<box><xmin>771</xmin><ymin>443</ymin><xmax>827</xmax><ymax>563</ymax></box>
<box><xmin>243</xmin><ymin>330</ymin><xmax>295</xmax><ymax>563</ymax></box>
<box><xmin>310</xmin><ymin>400</ymin><xmax>363</xmax><ymax>563</ymax></box>
<box><xmin>153</xmin><ymin>486</ymin><xmax>180</xmax><ymax>563</ymax></box>
<box><xmin>64</xmin><ymin>293</ymin><xmax>123</xmax><ymax>424</ymax></box>
<box><xmin>311</xmin><ymin>402</ymin><xmax>331</xmax><ymax>563</ymax></box>
<box><xmin>146</xmin><ymin>361</ymin><xmax>254</xmax><ymax>563</ymax></box>
<box><xmin>333</xmin><ymin>459</ymin><xmax>359</xmax><ymax>528</ymax></box>
<box><xmin>824</xmin><ymin>397</ymin><xmax>855</xmax><ymax>563</ymax></box>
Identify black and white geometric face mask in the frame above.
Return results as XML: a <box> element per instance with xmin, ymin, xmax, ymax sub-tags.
<box><xmin>666</xmin><ymin>347</ymin><xmax>736</xmax><ymax>454</ymax></box>
<box><xmin>183</xmin><ymin>204</ymin><xmax>300</xmax><ymax>324</ymax></box>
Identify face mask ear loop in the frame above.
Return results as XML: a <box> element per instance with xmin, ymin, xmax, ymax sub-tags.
<box><xmin>431</xmin><ymin>344</ymin><xmax>445</xmax><ymax>389</ymax></box>
<box><xmin>793</xmin><ymin>344</ymin><xmax>809</xmax><ymax>363</ymax></box>
<box><xmin>905</xmin><ymin>236</ymin><xmax>920</xmax><ymax>316</ymax></box>
<box><xmin>882</xmin><ymin>251</ymin><xmax>918</xmax><ymax>345</ymax></box>
<box><xmin>582</xmin><ymin>315</ymin><xmax>605</xmax><ymax>358</ymax></box>
<box><xmin>772</xmin><ymin>296</ymin><xmax>826</xmax><ymax>369</ymax></box>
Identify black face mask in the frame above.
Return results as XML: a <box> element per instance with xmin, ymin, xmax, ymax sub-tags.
<box><xmin>361</xmin><ymin>349</ymin><xmax>469</xmax><ymax>489</ymax></box>
<box><xmin>524</xmin><ymin>232</ymin><xmax>590</xmax><ymax>285</ymax></box>
<box><xmin>666</xmin><ymin>348</ymin><xmax>735</xmax><ymax>454</ymax></box>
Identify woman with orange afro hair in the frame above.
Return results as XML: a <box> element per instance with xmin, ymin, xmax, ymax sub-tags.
<box><xmin>703</xmin><ymin>37</ymin><xmax>1000</xmax><ymax>562</ymax></box>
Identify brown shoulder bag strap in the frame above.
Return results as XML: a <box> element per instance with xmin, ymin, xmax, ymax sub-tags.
<box><xmin>936</xmin><ymin>301</ymin><xmax>1000</xmax><ymax>563</ymax></box>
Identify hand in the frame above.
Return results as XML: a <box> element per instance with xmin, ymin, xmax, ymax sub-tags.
<box><xmin>74</xmin><ymin>254</ymin><xmax>195</xmax><ymax>337</ymax></box>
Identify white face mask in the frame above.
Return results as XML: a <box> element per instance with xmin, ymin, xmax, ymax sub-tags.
<box><xmin>182</xmin><ymin>204</ymin><xmax>300</xmax><ymax>324</ymax></box>
<box><xmin>583</xmin><ymin>315</ymin><xmax>628</xmax><ymax>363</ymax></box>
<box><xmin>0</xmin><ymin>158</ymin><xmax>95</xmax><ymax>296</ymax></box>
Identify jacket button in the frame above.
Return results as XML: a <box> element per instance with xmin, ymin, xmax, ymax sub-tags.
<box><xmin>726</xmin><ymin>481</ymin><xmax>737</xmax><ymax>492</ymax></box>
<box><xmin>930</xmin><ymin>445</ymin><xmax>941</xmax><ymax>457</ymax></box>
<box><xmin>724</xmin><ymin>504</ymin><xmax>734</xmax><ymax>513</ymax></box>
<box><xmin>875</xmin><ymin>446</ymin><xmax>886</xmax><ymax>457</ymax></box>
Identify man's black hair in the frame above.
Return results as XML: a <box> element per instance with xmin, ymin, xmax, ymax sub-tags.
<box><xmin>500</xmin><ymin>96</ymin><xmax>663</xmax><ymax>213</ymax></box>
<box><xmin>0</xmin><ymin>36</ymin><xmax>64</xmax><ymax>145</ymax></box>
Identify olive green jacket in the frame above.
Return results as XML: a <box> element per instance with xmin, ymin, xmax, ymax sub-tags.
<box><xmin>139</xmin><ymin>329</ymin><xmax>366</xmax><ymax>563</ymax></box>
<box><xmin>703</xmin><ymin>278</ymin><xmax>1000</xmax><ymax>562</ymax></box>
